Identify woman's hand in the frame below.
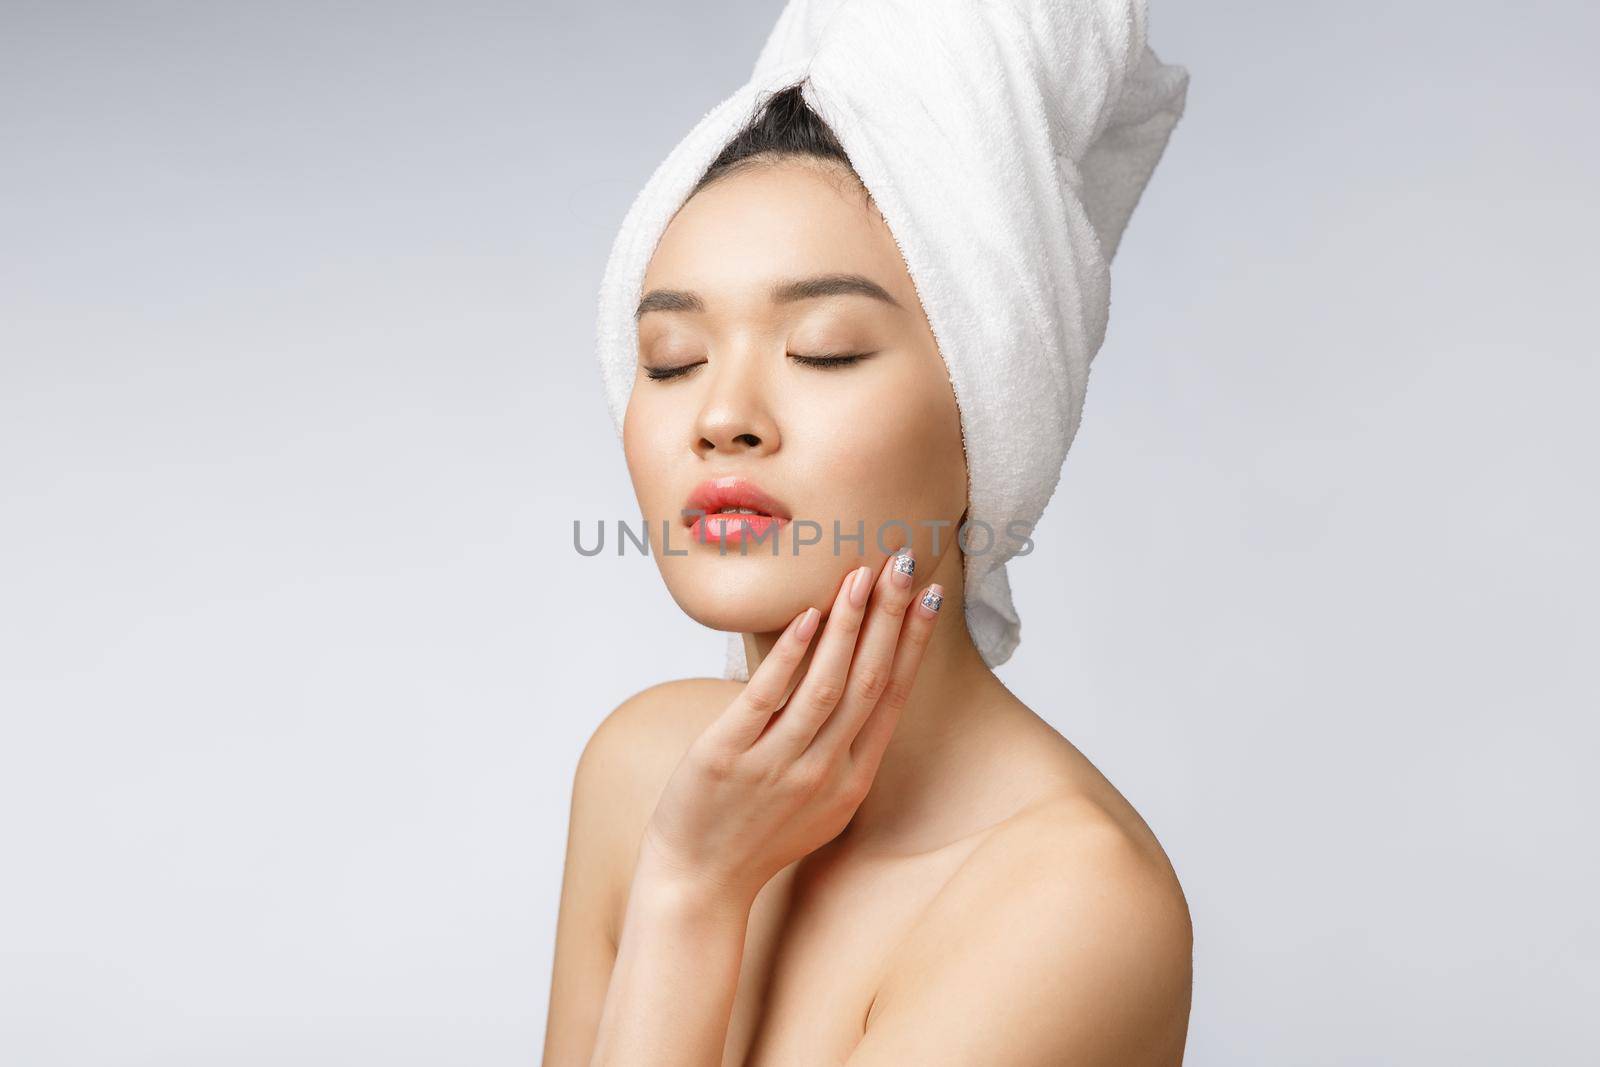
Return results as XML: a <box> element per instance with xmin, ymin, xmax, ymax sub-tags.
<box><xmin>638</xmin><ymin>548</ymin><xmax>944</xmax><ymax>907</ymax></box>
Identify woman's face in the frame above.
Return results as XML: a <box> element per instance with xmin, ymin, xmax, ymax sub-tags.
<box><xmin>623</xmin><ymin>156</ymin><xmax>967</xmax><ymax>636</ymax></box>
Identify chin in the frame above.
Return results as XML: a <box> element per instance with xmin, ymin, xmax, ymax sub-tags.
<box><xmin>659</xmin><ymin>555</ymin><xmax>817</xmax><ymax>636</ymax></box>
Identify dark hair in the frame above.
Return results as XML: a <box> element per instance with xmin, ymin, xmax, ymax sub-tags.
<box><xmin>689</xmin><ymin>81</ymin><xmax>863</xmax><ymax>200</ymax></box>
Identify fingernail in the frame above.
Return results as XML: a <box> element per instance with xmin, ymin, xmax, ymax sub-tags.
<box><xmin>849</xmin><ymin>565</ymin><xmax>872</xmax><ymax>608</ymax></box>
<box><xmin>795</xmin><ymin>606</ymin><xmax>819</xmax><ymax>641</ymax></box>
<box><xmin>919</xmin><ymin>585</ymin><xmax>944</xmax><ymax>614</ymax></box>
<box><xmin>890</xmin><ymin>548</ymin><xmax>916</xmax><ymax>588</ymax></box>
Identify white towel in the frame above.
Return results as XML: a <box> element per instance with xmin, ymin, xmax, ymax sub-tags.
<box><xmin>596</xmin><ymin>0</ymin><xmax>1189</xmax><ymax>680</ymax></box>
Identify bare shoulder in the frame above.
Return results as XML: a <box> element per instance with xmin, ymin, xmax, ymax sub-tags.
<box><xmin>586</xmin><ymin>676</ymin><xmax>741</xmax><ymax>758</ymax></box>
<box><xmin>572</xmin><ymin>677</ymin><xmax>743</xmax><ymax>925</ymax></box>
<box><xmin>973</xmin><ymin>795</ymin><xmax>1191</xmax><ymax>945</ymax></box>
<box><xmin>858</xmin><ymin>796</ymin><xmax>1193</xmax><ymax>1064</ymax></box>
<box><xmin>579</xmin><ymin>675</ymin><xmax>744</xmax><ymax>814</ymax></box>
<box><xmin>891</xmin><ymin>794</ymin><xmax>1192</xmax><ymax>978</ymax></box>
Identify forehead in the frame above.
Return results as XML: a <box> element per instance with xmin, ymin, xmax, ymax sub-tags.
<box><xmin>642</xmin><ymin>159</ymin><xmax>917</xmax><ymax>314</ymax></box>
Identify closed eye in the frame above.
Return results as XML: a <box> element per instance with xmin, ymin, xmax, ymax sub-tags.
<box><xmin>789</xmin><ymin>351</ymin><xmax>874</xmax><ymax>369</ymax></box>
<box><xmin>643</xmin><ymin>361</ymin><xmax>704</xmax><ymax>382</ymax></box>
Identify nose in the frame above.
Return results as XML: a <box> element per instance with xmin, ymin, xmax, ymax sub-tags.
<box><xmin>692</xmin><ymin>351</ymin><xmax>779</xmax><ymax>458</ymax></box>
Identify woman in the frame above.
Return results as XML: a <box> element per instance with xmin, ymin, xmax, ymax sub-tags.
<box><xmin>546</xmin><ymin>4</ymin><xmax>1192</xmax><ymax>1064</ymax></box>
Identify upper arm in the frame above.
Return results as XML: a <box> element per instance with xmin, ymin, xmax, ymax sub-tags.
<box><xmin>540</xmin><ymin>698</ymin><xmax>634</xmax><ymax>1066</ymax></box>
<box><xmin>540</xmin><ymin>677</ymin><xmax>743</xmax><ymax>1066</ymax></box>
<box><xmin>846</xmin><ymin>815</ymin><xmax>1194</xmax><ymax>1067</ymax></box>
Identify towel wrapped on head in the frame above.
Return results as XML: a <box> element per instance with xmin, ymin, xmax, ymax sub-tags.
<box><xmin>595</xmin><ymin>0</ymin><xmax>1190</xmax><ymax>680</ymax></box>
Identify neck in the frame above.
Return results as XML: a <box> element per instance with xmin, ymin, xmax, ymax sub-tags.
<box><xmin>740</xmin><ymin>552</ymin><xmax>1015</xmax><ymax>854</ymax></box>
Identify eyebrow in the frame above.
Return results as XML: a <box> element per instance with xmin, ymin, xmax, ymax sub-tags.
<box><xmin>635</xmin><ymin>272</ymin><xmax>901</xmax><ymax>321</ymax></box>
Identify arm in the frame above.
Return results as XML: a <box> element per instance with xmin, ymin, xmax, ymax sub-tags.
<box><xmin>544</xmin><ymin>680</ymin><xmax>739</xmax><ymax>1064</ymax></box>
<box><xmin>541</xmin><ymin>705</ymin><xmax>634</xmax><ymax>1065</ymax></box>
<box><xmin>584</xmin><ymin>837</ymin><xmax>756</xmax><ymax>1067</ymax></box>
<box><xmin>846</xmin><ymin>814</ymin><xmax>1194</xmax><ymax>1067</ymax></box>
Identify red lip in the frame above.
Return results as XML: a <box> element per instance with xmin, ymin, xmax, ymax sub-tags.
<box><xmin>683</xmin><ymin>476</ymin><xmax>793</xmax><ymax>546</ymax></box>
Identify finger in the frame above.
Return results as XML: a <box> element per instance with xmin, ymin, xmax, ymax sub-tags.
<box><xmin>849</xmin><ymin>582</ymin><xmax>943</xmax><ymax>770</ymax></box>
<box><xmin>715</xmin><ymin>604</ymin><xmax>820</xmax><ymax>751</ymax></box>
<box><xmin>754</xmin><ymin>562</ymin><xmax>872</xmax><ymax>761</ymax></box>
<box><xmin>808</xmin><ymin>547</ymin><xmax>918</xmax><ymax>758</ymax></box>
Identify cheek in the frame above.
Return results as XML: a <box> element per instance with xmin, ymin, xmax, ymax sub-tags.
<box><xmin>806</xmin><ymin>371</ymin><xmax>967</xmax><ymax>526</ymax></box>
<box><xmin>622</xmin><ymin>394</ymin><xmax>678</xmax><ymax>518</ymax></box>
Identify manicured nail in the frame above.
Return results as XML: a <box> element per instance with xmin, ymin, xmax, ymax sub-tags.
<box><xmin>890</xmin><ymin>548</ymin><xmax>916</xmax><ymax>588</ymax></box>
<box><xmin>795</xmin><ymin>606</ymin><xmax>819</xmax><ymax>641</ymax></box>
<box><xmin>849</xmin><ymin>565</ymin><xmax>872</xmax><ymax>608</ymax></box>
<box><xmin>919</xmin><ymin>585</ymin><xmax>944</xmax><ymax>614</ymax></box>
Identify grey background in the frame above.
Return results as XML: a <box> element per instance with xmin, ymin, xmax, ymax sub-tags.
<box><xmin>2</xmin><ymin>1</ymin><xmax>1595</xmax><ymax>1063</ymax></box>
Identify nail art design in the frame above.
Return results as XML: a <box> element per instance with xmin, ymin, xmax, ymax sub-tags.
<box><xmin>892</xmin><ymin>552</ymin><xmax>916</xmax><ymax>579</ymax></box>
<box><xmin>920</xmin><ymin>589</ymin><xmax>943</xmax><ymax>613</ymax></box>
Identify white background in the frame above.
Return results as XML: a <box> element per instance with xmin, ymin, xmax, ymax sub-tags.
<box><xmin>2</xmin><ymin>2</ymin><xmax>1595</xmax><ymax>1063</ymax></box>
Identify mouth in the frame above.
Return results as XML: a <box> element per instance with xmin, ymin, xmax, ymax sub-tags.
<box><xmin>683</xmin><ymin>476</ymin><xmax>793</xmax><ymax>547</ymax></box>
